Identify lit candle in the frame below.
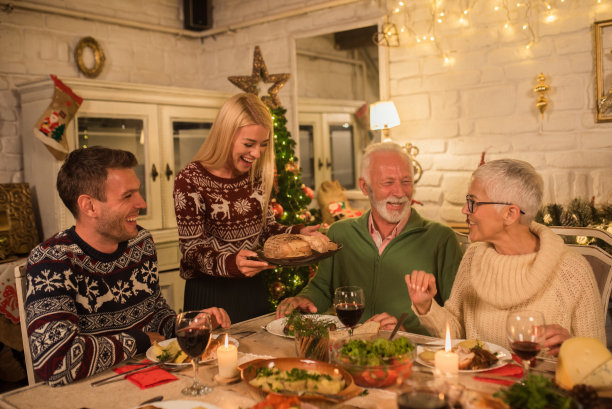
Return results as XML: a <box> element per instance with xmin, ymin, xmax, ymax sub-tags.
<box><xmin>216</xmin><ymin>334</ymin><xmax>238</xmax><ymax>379</ymax></box>
<box><xmin>434</xmin><ymin>323</ymin><xmax>458</xmax><ymax>377</ymax></box>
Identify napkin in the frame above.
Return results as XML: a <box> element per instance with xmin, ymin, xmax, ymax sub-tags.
<box><xmin>473</xmin><ymin>363</ymin><xmax>523</xmax><ymax>386</ymax></box>
<box><xmin>113</xmin><ymin>361</ymin><xmax>178</xmax><ymax>389</ymax></box>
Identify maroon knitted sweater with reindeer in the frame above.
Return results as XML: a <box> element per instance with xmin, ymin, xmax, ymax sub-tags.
<box><xmin>173</xmin><ymin>161</ymin><xmax>301</xmax><ymax>280</ymax></box>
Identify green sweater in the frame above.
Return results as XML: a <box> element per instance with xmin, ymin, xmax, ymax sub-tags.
<box><xmin>299</xmin><ymin>209</ymin><xmax>462</xmax><ymax>335</ymax></box>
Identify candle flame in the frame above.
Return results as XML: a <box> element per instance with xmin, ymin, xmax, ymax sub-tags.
<box><xmin>224</xmin><ymin>333</ymin><xmax>229</xmax><ymax>348</ymax></box>
<box><xmin>445</xmin><ymin>323</ymin><xmax>452</xmax><ymax>352</ymax></box>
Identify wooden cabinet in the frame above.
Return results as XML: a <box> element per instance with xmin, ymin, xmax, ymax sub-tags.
<box><xmin>17</xmin><ymin>78</ymin><xmax>230</xmax><ymax>312</ymax></box>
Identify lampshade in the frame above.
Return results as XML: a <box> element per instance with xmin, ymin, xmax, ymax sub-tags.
<box><xmin>370</xmin><ymin>101</ymin><xmax>400</xmax><ymax>132</ymax></box>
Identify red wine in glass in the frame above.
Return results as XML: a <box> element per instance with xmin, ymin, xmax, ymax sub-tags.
<box><xmin>506</xmin><ymin>310</ymin><xmax>545</xmax><ymax>377</ymax></box>
<box><xmin>175</xmin><ymin>310</ymin><xmax>213</xmax><ymax>395</ymax></box>
<box><xmin>336</xmin><ymin>303</ymin><xmax>365</xmax><ymax>328</ymax></box>
<box><xmin>334</xmin><ymin>286</ymin><xmax>365</xmax><ymax>336</ymax></box>
<box><xmin>510</xmin><ymin>340</ymin><xmax>541</xmax><ymax>361</ymax></box>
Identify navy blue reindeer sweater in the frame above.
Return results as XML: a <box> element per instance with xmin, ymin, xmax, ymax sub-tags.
<box><xmin>25</xmin><ymin>226</ymin><xmax>175</xmax><ymax>386</ymax></box>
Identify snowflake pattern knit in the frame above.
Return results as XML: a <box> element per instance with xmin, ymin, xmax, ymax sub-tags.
<box><xmin>174</xmin><ymin>162</ymin><xmax>299</xmax><ymax>280</ymax></box>
<box><xmin>25</xmin><ymin>227</ymin><xmax>175</xmax><ymax>386</ymax></box>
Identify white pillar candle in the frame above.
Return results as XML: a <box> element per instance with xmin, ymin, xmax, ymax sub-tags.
<box><xmin>435</xmin><ymin>323</ymin><xmax>458</xmax><ymax>376</ymax></box>
<box><xmin>217</xmin><ymin>334</ymin><xmax>238</xmax><ymax>379</ymax></box>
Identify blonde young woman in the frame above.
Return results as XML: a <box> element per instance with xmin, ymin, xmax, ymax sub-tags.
<box><xmin>405</xmin><ymin>159</ymin><xmax>605</xmax><ymax>356</ymax></box>
<box><xmin>173</xmin><ymin>93</ymin><xmax>321</xmax><ymax>322</ymax></box>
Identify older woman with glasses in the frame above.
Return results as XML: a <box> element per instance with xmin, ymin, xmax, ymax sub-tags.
<box><xmin>405</xmin><ymin>159</ymin><xmax>605</xmax><ymax>356</ymax></box>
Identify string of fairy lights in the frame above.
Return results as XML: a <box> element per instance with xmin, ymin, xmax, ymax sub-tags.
<box><xmin>378</xmin><ymin>0</ymin><xmax>607</xmax><ymax>65</ymax></box>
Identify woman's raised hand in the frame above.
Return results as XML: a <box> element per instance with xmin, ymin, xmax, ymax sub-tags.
<box><xmin>404</xmin><ymin>270</ymin><xmax>437</xmax><ymax>315</ymax></box>
<box><xmin>235</xmin><ymin>249</ymin><xmax>273</xmax><ymax>277</ymax></box>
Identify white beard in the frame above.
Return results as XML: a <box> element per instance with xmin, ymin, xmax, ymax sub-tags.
<box><xmin>368</xmin><ymin>187</ymin><xmax>411</xmax><ymax>223</ymax></box>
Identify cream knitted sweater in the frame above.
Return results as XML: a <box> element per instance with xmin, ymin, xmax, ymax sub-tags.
<box><xmin>415</xmin><ymin>222</ymin><xmax>606</xmax><ymax>350</ymax></box>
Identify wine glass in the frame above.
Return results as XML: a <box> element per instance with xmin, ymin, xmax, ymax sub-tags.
<box><xmin>175</xmin><ymin>310</ymin><xmax>213</xmax><ymax>395</ymax></box>
<box><xmin>506</xmin><ymin>310</ymin><xmax>546</xmax><ymax>378</ymax></box>
<box><xmin>334</xmin><ymin>286</ymin><xmax>365</xmax><ymax>336</ymax></box>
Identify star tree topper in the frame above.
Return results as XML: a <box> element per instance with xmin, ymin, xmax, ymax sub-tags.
<box><xmin>227</xmin><ymin>46</ymin><xmax>290</xmax><ymax>109</ymax></box>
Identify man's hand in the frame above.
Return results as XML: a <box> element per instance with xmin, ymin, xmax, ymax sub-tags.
<box><xmin>367</xmin><ymin>312</ymin><xmax>398</xmax><ymax>331</ymax></box>
<box><xmin>542</xmin><ymin>324</ymin><xmax>571</xmax><ymax>356</ymax></box>
<box><xmin>145</xmin><ymin>331</ymin><xmax>165</xmax><ymax>344</ymax></box>
<box><xmin>404</xmin><ymin>270</ymin><xmax>437</xmax><ymax>315</ymax></box>
<box><xmin>202</xmin><ymin>307</ymin><xmax>231</xmax><ymax>329</ymax></box>
<box><xmin>236</xmin><ymin>249</ymin><xmax>273</xmax><ymax>277</ymax></box>
<box><xmin>275</xmin><ymin>296</ymin><xmax>317</xmax><ymax>318</ymax></box>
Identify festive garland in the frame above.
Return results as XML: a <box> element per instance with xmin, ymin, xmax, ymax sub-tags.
<box><xmin>536</xmin><ymin>198</ymin><xmax>612</xmax><ymax>253</ymax></box>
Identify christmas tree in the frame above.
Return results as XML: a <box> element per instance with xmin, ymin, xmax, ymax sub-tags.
<box><xmin>228</xmin><ymin>46</ymin><xmax>321</xmax><ymax>309</ymax></box>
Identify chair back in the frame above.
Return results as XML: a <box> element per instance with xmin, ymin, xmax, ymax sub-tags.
<box><xmin>455</xmin><ymin>231</ymin><xmax>471</xmax><ymax>254</ymax></box>
<box><xmin>14</xmin><ymin>262</ymin><xmax>39</xmax><ymax>386</ymax></box>
<box><xmin>565</xmin><ymin>244</ymin><xmax>612</xmax><ymax>316</ymax></box>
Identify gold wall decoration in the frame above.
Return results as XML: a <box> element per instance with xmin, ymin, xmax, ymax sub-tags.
<box><xmin>533</xmin><ymin>72</ymin><xmax>549</xmax><ymax>119</ymax></box>
<box><xmin>0</xmin><ymin>183</ymin><xmax>39</xmax><ymax>261</ymax></box>
<box><xmin>595</xmin><ymin>19</ymin><xmax>612</xmax><ymax>122</ymax></box>
<box><xmin>75</xmin><ymin>36</ymin><xmax>106</xmax><ymax>78</ymax></box>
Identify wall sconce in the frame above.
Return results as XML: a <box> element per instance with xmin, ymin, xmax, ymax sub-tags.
<box><xmin>373</xmin><ymin>22</ymin><xmax>400</xmax><ymax>47</ymax></box>
<box><xmin>370</xmin><ymin>100</ymin><xmax>400</xmax><ymax>141</ymax></box>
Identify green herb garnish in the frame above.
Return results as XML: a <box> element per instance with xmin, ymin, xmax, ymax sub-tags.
<box><xmin>340</xmin><ymin>337</ymin><xmax>415</xmax><ymax>366</ymax></box>
<box><xmin>494</xmin><ymin>374</ymin><xmax>574</xmax><ymax>409</ymax></box>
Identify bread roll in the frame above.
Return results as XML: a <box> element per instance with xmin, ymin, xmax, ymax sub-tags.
<box><xmin>264</xmin><ymin>234</ymin><xmax>312</xmax><ymax>258</ymax></box>
<box><xmin>298</xmin><ymin>234</ymin><xmax>337</xmax><ymax>253</ymax></box>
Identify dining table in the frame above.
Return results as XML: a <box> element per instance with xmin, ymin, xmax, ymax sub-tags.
<box><xmin>0</xmin><ymin>312</ymin><xmax>558</xmax><ymax>409</ymax></box>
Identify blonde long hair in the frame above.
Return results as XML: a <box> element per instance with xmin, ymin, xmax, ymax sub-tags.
<box><xmin>193</xmin><ymin>93</ymin><xmax>275</xmax><ymax>223</ymax></box>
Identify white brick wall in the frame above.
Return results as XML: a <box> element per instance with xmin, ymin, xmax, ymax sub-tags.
<box><xmin>0</xmin><ymin>0</ymin><xmax>610</xmax><ymax>225</ymax></box>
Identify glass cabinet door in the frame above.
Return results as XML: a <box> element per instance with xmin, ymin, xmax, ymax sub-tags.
<box><xmin>73</xmin><ymin>101</ymin><xmax>162</xmax><ymax>230</ymax></box>
<box><xmin>160</xmin><ymin>106</ymin><xmax>219</xmax><ymax>229</ymax></box>
<box><xmin>329</xmin><ymin>123</ymin><xmax>355</xmax><ymax>189</ymax></box>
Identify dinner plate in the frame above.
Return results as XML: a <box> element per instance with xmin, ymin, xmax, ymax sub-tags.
<box><xmin>256</xmin><ymin>243</ymin><xmax>342</xmax><ymax>267</ymax></box>
<box><xmin>416</xmin><ymin>339</ymin><xmax>512</xmax><ymax>373</ymax></box>
<box><xmin>145</xmin><ymin>334</ymin><xmax>239</xmax><ymax>367</ymax></box>
<box><xmin>265</xmin><ymin>314</ymin><xmax>343</xmax><ymax>338</ymax></box>
<box><xmin>133</xmin><ymin>400</ymin><xmax>220</xmax><ymax>409</ymax></box>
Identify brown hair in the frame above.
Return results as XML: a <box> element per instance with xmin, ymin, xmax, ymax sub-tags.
<box><xmin>57</xmin><ymin>146</ymin><xmax>137</xmax><ymax>217</ymax></box>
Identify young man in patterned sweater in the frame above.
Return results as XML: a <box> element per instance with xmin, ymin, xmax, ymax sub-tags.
<box><xmin>25</xmin><ymin>147</ymin><xmax>229</xmax><ymax>386</ymax></box>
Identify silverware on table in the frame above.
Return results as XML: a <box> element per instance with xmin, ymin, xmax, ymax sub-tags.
<box><xmin>137</xmin><ymin>395</ymin><xmax>163</xmax><ymax>405</ymax></box>
<box><xmin>90</xmin><ymin>362</ymin><xmax>161</xmax><ymax>387</ymax></box>
<box><xmin>388</xmin><ymin>312</ymin><xmax>409</xmax><ymax>340</ymax></box>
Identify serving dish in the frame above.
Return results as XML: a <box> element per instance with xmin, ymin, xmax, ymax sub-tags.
<box><xmin>133</xmin><ymin>400</ymin><xmax>220</xmax><ymax>409</ymax></box>
<box><xmin>256</xmin><ymin>243</ymin><xmax>342</xmax><ymax>267</ymax></box>
<box><xmin>265</xmin><ymin>314</ymin><xmax>343</xmax><ymax>339</ymax></box>
<box><xmin>416</xmin><ymin>339</ymin><xmax>512</xmax><ymax>373</ymax></box>
<box><xmin>331</xmin><ymin>332</ymin><xmax>416</xmax><ymax>388</ymax></box>
<box><xmin>145</xmin><ymin>334</ymin><xmax>239</xmax><ymax>367</ymax></box>
<box><xmin>238</xmin><ymin>357</ymin><xmax>362</xmax><ymax>403</ymax></box>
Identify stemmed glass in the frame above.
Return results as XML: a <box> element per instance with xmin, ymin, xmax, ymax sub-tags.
<box><xmin>506</xmin><ymin>310</ymin><xmax>546</xmax><ymax>378</ymax></box>
<box><xmin>175</xmin><ymin>310</ymin><xmax>213</xmax><ymax>395</ymax></box>
<box><xmin>334</xmin><ymin>286</ymin><xmax>365</xmax><ymax>336</ymax></box>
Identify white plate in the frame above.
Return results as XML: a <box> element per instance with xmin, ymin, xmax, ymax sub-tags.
<box><xmin>146</xmin><ymin>334</ymin><xmax>239</xmax><ymax>367</ymax></box>
<box><xmin>265</xmin><ymin>314</ymin><xmax>343</xmax><ymax>338</ymax></box>
<box><xmin>133</xmin><ymin>400</ymin><xmax>220</xmax><ymax>409</ymax></box>
<box><xmin>415</xmin><ymin>339</ymin><xmax>512</xmax><ymax>373</ymax></box>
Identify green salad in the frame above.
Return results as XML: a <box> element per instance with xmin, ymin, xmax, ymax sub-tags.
<box><xmin>340</xmin><ymin>337</ymin><xmax>415</xmax><ymax>366</ymax></box>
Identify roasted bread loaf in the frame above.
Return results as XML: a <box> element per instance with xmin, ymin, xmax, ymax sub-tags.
<box><xmin>263</xmin><ymin>234</ymin><xmax>312</xmax><ymax>258</ymax></box>
<box><xmin>298</xmin><ymin>234</ymin><xmax>338</xmax><ymax>253</ymax></box>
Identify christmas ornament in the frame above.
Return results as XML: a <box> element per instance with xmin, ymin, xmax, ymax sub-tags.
<box><xmin>269</xmin><ymin>280</ymin><xmax>286</xmax><ymax>300</ymax></box>
<box><xmin>533</xmin><ymin>72</ymin><xmax>550</xmax><ymax>119</ymax></box>
<box><xmin>285</xmin><ymin>160</ymin><xmax>299</xmax><ymax>173</ymax></box>
<box><xmin>298</xmin><ymin>210</ymin><xmax>312</xmax><ymax>222</ymax></box>
<box><xmin>301</xmin><ymin>184</ymin><xmax>314</xmax><ymax>200</ymax></box>
<box><xmin>34</xmin><ymin>75</ymin><xmax>83</xmax><ymax>160</ymax></box>
<box><xmin>270</xmin><ymin>199</ymin><xmax>283</xmax><ymax>219</ymax></box>
<box><xmin>227</xmin><ymin>46</ymin><xmax>290</xmax><ymax>109</ymax></box>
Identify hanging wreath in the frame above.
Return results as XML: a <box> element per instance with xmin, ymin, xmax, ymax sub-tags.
<box><xmin>74</xmin><ymin>37</ymin><xmax>106</xmax><ymax>78</ymax></box>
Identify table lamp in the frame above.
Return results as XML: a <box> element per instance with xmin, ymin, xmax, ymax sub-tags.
<box><xmin>370</xmin><ymin>100</ymin><xmax>400</xmax><ymax>141</ymax></box>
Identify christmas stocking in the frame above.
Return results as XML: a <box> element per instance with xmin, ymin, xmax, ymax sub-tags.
<box><xmin>33</xmin><ymin>74</ymin><xmax>83</xmax><ymax>160</ymax></box>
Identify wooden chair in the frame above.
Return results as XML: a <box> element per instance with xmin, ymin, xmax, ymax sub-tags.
<box><xmin>14</xmin><ymin>262</ymin><xmax>39</xmax><ymax>386</ymax></box>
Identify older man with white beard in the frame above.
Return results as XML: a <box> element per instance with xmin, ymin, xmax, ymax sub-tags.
<box><xmin>276</xmin><ymin>142</ymin><xmax>463</xmax><ymax>335</ymax></box>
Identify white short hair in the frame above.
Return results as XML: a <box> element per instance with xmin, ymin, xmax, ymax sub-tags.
<box><xmin>360</xmin><ymin>142</ymin><xmax>413</xmax><ymax>185</ymax></box>
<box><xmin>472</xmin><ymin>159</ymin><xmax>543</xmax><ymax>225</ymax></box>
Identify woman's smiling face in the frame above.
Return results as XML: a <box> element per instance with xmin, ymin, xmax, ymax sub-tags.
<box><xmin>228</xmin><ymin>124</ymin><xmax>269</xmax><ymax>176</ymax></box>
<box><xmin>462</xmin><ymin>179</ymin><xmax>505</xmax><ymax>243</ymax></box>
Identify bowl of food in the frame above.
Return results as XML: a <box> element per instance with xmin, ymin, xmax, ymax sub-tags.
<box><xmin>331</xmin><ymin>333</ymin><xmax>416</xmax><ymax>388</ymax></box>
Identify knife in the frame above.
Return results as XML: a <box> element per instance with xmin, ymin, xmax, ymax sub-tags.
<box><xmin>91</xmin><ymin>362</ymin><xmax>161</xmax><ymax>387</ymax></box>
<box><xmin>388</xmin><ymin>312</ymin><xmax>409</xmax><ymax>340</ymax></box>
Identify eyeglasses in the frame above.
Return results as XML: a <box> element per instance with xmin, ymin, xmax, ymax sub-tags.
<box><xmin>465</xmin><ymin>195</ymin><xmax>525</xmax><ymax>214</ymax></box>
